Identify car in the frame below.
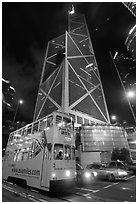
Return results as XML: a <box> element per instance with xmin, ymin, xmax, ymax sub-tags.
<box><xmin>86</xmin><ymin>162</ymin><xmax>106</xmax><ymax>170</ymax></box>
<box><xmin>107</xmin><ymin>160</ymin><xmax>136</xmax><ymax>175</ymax></box>
<box><xmin>75</xmin><ymin>163</ymin><xmax>95</xmax><ymax>184</ymax></box>
<box><xmin>86</xmin><ymin>161</ymin><xmax>128</xmax><ymax>182</ymax></box>
<box><xmin>124</xmin><ymin>161</ymin><xmax>136</xmax><ymax>175</ymax></box>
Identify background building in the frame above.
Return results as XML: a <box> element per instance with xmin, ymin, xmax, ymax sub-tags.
<box><xmin>113</xmin><ymin>51</ymin><xmax>136</xmax><ymax>124</ymax></box>
<box><xmin>123</xmin><ymin>2</ymin><xmax>136</xmax><ymax>60</ymax></box>
<box><xmin>33</xmin><ymin>10</ymin><xmax>110</xmax><ymax>127</ymax></box>
<box><xmin>2</xmin><ymin>78</ymin><xmax>15</xmax><ymax>149</ymax></box>
<box><xmin>125</xmin><ymin>25</ymin><xmax>136</xmax><ymax>60</ymax></box>
<box><xmin>2</xmin><ymin>78</ymin><xmax>15</xmax><ymax>112</ymax></box>
<box><xmin>76</xmin><ymin>124</ymin><xmax>129</xmax><ymax>166</ymax></box>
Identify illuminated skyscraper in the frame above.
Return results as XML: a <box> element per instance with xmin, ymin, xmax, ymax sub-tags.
<box><xmin>2</xmin><ymin>78</ymin><xmax>16</xmax><ymax>148</ymax></box>
<box><xmin>33</xmin><ymin>8</ymin><xmax>110</xmax><ymax>126</ymax></box>
<box><xmin>123</xmin><ymin>2</ymin><xmax>136</xmax><ymax>17</ymax></box>
<box><xmin>2</xmin><ymin>78</ymin><xmax>15</xmax><ymax>112</ymax></box>
<box><xmin>125</xmin><ymin>25</ymin><xmax>136</xmax><ymax>60</ymax></box>
<box><xmin>123</xmin><ymin>2</ymin><xmax>136</xmax><ymax>60</ymax></box>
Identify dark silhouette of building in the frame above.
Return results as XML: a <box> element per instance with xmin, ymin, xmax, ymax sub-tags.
<box><xmin>2</xmin><ymin>78</ymin><xmax>15</xmax><ymax>112</ymax></box>
<box><xmin>2</xmin><ymin>78</ymin><xmax>15</xmax><ymax>149</ymax></box>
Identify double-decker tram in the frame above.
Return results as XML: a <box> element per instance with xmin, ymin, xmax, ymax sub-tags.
<box><xmin>2</xmin><ymin>111</ymin><xmax>76</xmax><ymax>191</ymax></box>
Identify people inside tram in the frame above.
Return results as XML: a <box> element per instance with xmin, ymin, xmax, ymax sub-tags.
<box><xmin>56</xmin><ymin>150</ymin><xmax>63</xmax><ymax>160</ymax></box>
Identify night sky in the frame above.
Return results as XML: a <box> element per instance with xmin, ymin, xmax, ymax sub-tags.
<box><xmin>2</xmin><ymin>2</ymin><xmax>136</xmax><ymax>126</ymax></box>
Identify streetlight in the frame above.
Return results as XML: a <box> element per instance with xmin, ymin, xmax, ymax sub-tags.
<box><xmin>12</xmin><ymin>99</ymin><xmax>23</xmax><ymax>128</ymax></box>
<box><xmin>125</xmin><ymin>90</ymin><xmax>136</xmax><ymax>122</ymax></box>
<box><xmin>111</xmin><ymin>115</ymin><xmax>118</xmax><ymax>125</ymax></box>
<box><xmin>126</xmin><ymin>90</ymin><xmax>135</xmax><ymax>99</ymax></box>
<box><xmin>111</xmin><ymin>115</ymin><xmax>117</xmax><ymax>121</ymax></box>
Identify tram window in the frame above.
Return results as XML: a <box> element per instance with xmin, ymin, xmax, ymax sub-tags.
<box><xmin>39</xmin><ymin>120</ymin><xmax>46</xmax><ymax>131</ymax></box>
<box><xmin>65</xmin><ymin>145</ymin><xmax>71</xmax><ymax>160</ymax></box>
<box><xmin>17</xmin><ymin>130</ymin><xmax>22</xmax><ymax>136</ymax></box>
<box><xmin>37</xmin><ymin>135</ymin><xmax>46</xmax><ymax>148</ymax></box>
<box><xmin>31</xmin><ymin>140</ymin><xmax>37</xmax><ymax>152</ymax></box>
<box><xmin>54</xmin><ymin>144</ymin><xmax>63</xmax><ymax>160</ymax></box>
<box><xmin>11</xmin><ymin>135</ymin><xmax>14</xmax><ymax>142</ymax></box>
<box><xmin>14</xmin><ymin>133</ymin><xmax>21</xmax><ymax>141</ymax></box>
<box><xmin>22</xmin><ymin>149</ymin><xmax>29</xmax><ymax>160</ymax></box>
<box><xmin>8</xmin><ymin>151</ymin><xmax>13</xmax><ymax>159</ymax></box>
<box><xmin>47</xmin><ymin>116</ymin><xmax>53</xmax><ymax>127</ymax></box>
<box><xmin>63</xmin><ymin>117</ymin><xmax>71</xmax><ymax>127</ymax></box>
<box><xmin>9</xmin><ymin>134</ymin><xmax>13</xmax><ymax>142</ymax></box>
<box><xmin>31</xmin><ymin>140</ymin><xmax>41</xmax><ymax>157</ymax></box>
<box><xmin>14</xmin><ymin>150</ymin><xmax>18</xmax><ymax>161</ymax></box>
<box><xmin>22</xmin><ymin>128</ymin><xmax>27</xmax><ymax>137</ymax></box>
<box><xmin>72</xmin><ymin>146</ymin><xmax>75</xmax><ymax>160</ymax></box>
<box><xmin>17</xmin><ymin>150</ymin><xmax>23</xmax><ymax>161</ymax></box>
<box><xmin>47</xmin><ymin>143</ymin><xmax>52</xmax><ymax>152</ymax></box>
<box><xmin>28</xmin><ymin>147</ymin><xmax>33</xmax><ymax>159</ymax></box>
<box><xmin>5</xmin><ymin>151</ymin><xmax>9</xmax><ymax>160</ymax></box>
<box><xmin>27</xmin><ymin>126</ymin><xmax>32</xmax><ymax>135</ymax></box>
<box><xmin>56</xmin><ymin>115</ymin><xmax>62</xmax><ymax>125</ymax></box>
<box><xmin>33</xmin><ymin>122</ymin><xmax>39</xmax><ymax>133</ymax></box>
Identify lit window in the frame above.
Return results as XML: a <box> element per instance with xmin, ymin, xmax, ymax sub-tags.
<box><xmin>65</xmin><ymin>145</ymin><xmax>71</xmax><ymax>160</ymax></box>
<box><xmin>54</xmin><ymin>144</ymin><xmax>63</xmax><ymax>160</ymax></box>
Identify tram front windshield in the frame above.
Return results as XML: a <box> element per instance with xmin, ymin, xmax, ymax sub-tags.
<box><xmin>54</xmin><ymin>144</ymin><xmax>73</xmax><ymax>160</ymax></box>
<box><xmin>54</xmin><ymin>144</ymin><xmax>64</xmax><ymax>160</ymax></box>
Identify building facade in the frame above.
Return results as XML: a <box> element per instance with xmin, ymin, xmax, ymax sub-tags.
<box><xmin>33</xmin><ymin>9</ymin><xmax>110</xmax><ymax>127</ymax></box>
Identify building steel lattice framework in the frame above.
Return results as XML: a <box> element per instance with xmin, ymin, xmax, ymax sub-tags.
<box><xmin>33</xmin><ymin>12</ymin><xmax>110</xmax><ymax>126</ymax></box>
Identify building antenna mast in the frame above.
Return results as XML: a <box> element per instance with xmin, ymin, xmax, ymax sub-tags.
<box><xmin>69</xmin><ymin>4</ymin><xmax>75</xmax><ymax>15</ymax></box>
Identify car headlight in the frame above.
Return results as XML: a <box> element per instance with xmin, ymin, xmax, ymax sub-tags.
<box><xmin>84</xmin><ymin>172</ymin><xmax>91</xmax><ymax>178</ymax></box>
<box><xmin>93</xmin><ymin>171</ymin><xmax>98</xmax><ymax>177</ymax></box>
<box><xmin>118</xmin><ymin>171</ymin><xmax>127</xmax><ymax>176</ymax></box>
<box><xmin>66</xmin><ymin>170</ymin><xmax>71</xmax><ymax>177</ymax></box>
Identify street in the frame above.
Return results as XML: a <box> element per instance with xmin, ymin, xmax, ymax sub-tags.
<box><xmin>2</xmin><ymin>175</ymin><xmax>136</xmax><ymax>202</ymax></box>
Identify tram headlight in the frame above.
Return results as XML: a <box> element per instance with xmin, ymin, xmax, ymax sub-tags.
<box><xmin>66</xmin><ymin>170</ymin><xmax>71</xmax><ymax>177</ymax></box>
<box><xmin>84</xmin><ymin>172</ymin><xmax>91</xmax><ymax>179</ymax></box>
<box><xmin>52</xmin><ymin>173</ymin><xmax>56</xmax><ymax>179</ymax></box>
